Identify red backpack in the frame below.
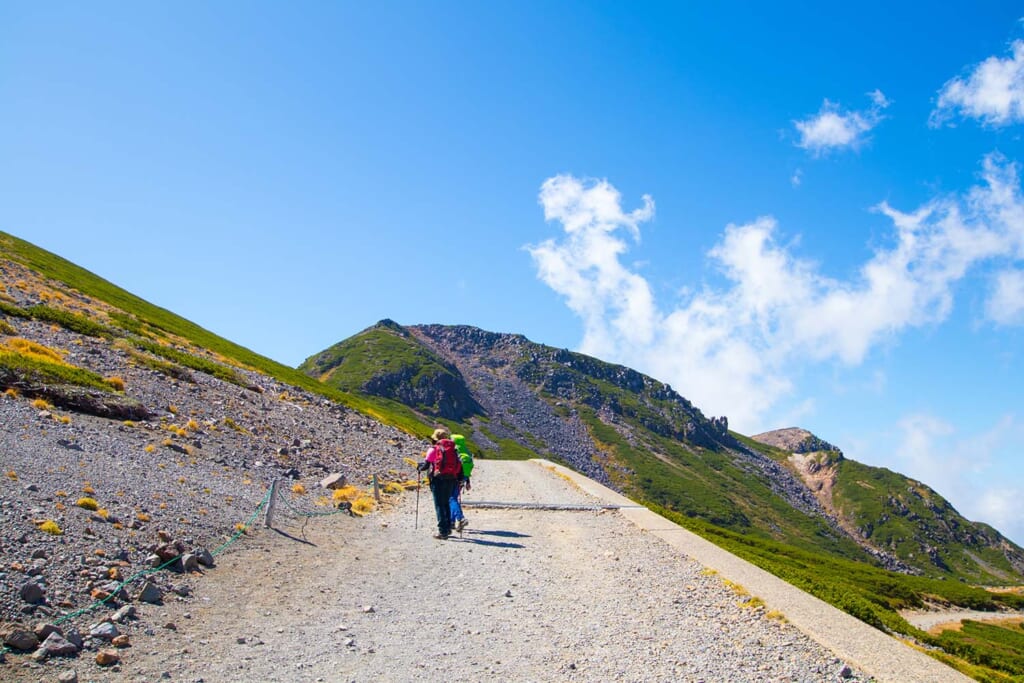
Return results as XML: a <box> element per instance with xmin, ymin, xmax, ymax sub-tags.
<box><xmin>434</xmin><ymin>438</ymin><xmax>463</xmax><ymax>479</ymax></box>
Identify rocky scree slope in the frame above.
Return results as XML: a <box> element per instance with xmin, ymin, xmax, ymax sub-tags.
<box><xmin>752</xmin><ymin>428</ymin><xmax>1024</xmax><ymax>582</ymax></box>
<box><xmin>0</xmin><ymin>265</ymin><xmax>424</xmax><ymax>671</ymax></box>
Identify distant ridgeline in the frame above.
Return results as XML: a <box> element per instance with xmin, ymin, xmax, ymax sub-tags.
<box><xmin>301</xmin><ymin>319</ymin><xmax>1024</xmax><ymax>585</ymax></box>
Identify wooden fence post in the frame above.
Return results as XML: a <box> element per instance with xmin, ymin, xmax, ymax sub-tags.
<box><xmin>264</xmin><ymin>479</ymin><xmax>281</xmax><ymax>528</ymax></box>
<box><xmin>373</xmin><ymin>474</ymin><xmax>380</xmax><ymax>502</ymax></box>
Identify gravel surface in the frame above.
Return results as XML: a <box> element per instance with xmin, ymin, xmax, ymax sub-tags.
<box><xmin>6</xmin><ymin>461</ymin><xmax>870</xmax><ymax>682</ymax></box>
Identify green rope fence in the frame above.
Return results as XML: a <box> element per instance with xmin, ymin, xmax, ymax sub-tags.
<box><xmin>273</xmin><ymin>485</ymin><xmax>355</xmax><ymax>518</ymax></box>
<box><xmin>1</xmin><ymin>485</ymin><xmax>275</xmax><ymax>660</ymax></box>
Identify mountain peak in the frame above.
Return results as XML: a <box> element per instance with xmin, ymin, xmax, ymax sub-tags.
<box><xmin>751</xmin><ymin>427</ymin><xmax>843</xmax><ymax>457</ymax></box>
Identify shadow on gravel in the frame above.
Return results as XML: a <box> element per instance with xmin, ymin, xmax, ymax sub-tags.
<box><xmin>468</xmin><ymin>529</ymin><xmax>531</xmax><ymax>539</ymax></box>
<box><xmin>449</xmin><ymin>536</ymin><xmax>525</xmax><ymax>549</ymax></box>
<box><xmin>270</xmin><ymin>527</ymin><xmax>318</xmax><ymax>547</ymax></box>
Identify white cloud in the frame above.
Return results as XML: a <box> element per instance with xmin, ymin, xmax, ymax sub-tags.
<box><xmin>790</xmin><ymin>168</ymin><xmax>802</xmax><ymax>187</ymax></box>
<box><xmin>530</xmin><ymin>175</ymin><xmax>656</xmax><ymax>356</ymax></box>
<box><xmin>793</xmin><ymin>90</ymin><xmax>889</xmax><ymax>155</ymax></box>
<box><xmin>987</xmin><ymin>268</ymin><xmax>1024</xmax><ymax>324</ymax></box>
<box><xmin>528</xmin><ymin>154</ymin><xmax>1024</xmax><ymax>430</ymax></box>
<box><xmin>932</xmin><ymin>40</ymin><xmax>1024</xmax><ymax>127</ymax></box>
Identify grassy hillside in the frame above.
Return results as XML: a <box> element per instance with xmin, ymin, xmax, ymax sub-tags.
<box><xmin>0</xmin><ymin>231</ymin><xmax>433</xmax><ymax>437</ymax></box>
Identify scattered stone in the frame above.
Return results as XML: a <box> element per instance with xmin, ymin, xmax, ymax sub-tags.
<box><xmin>24</xmin><ymin>483</ymin><xmax>39</xmax><ymax>492</ymax></box>
<box><xmin>504</xmin><ymin>590</ymin><xmax>513</xmax><ymax>598</ymax></box>
<box><xmin>89</xmin><ymin>622</ymin><xmax>119</xmax><ymax>641</ymax></box>
<box><xmin>112</xmin><ymin>604</ymin><xmax>137</xmax><ymax>623</ymax></box>
<box><xmin>20</xmin><ymin>581</ymin><xmax>45</xmax><ymax>604</ymax></box>
<box><xmin>64</xmin><ymin>628</ymin><xmax>84</xmax><ymax>650</ymax></box>
<box><xmin>163</xmin><ymin>622</ymin><xmax>177</xmax><ymax>631</ymax></box>
<box><xmin>30</xmin><ymin>549</ymin><xmax>47</xmax><ymax>560</ymax></box>
<box><xmin>111</xmin><ymin>634</ymin><xmax>131</xmax><ymax>648</ymax></box>
<box><xmin>95</xmin><ymin>649</ymin><xmax>119</xmax><ymax>666</ymax></box>
<box><xmin>33</xmin><ymin>622</ymin><xmax>60</xmax><ymax>640</ymax></box>
<box><xmin>137</xmin><ymin>580</ymin><xmax>163</xmax><ymax>604</ymax></box>
<box><xmin>57</xmin><ymin>670</ymin><xmax>78</xmax><ymax>683</ymax></box>
<box><xmin>4</xmin><ymin>629</ymin><xmax>40</xmax><ymax>651</ymax></box>
<box><xmin>361</xmin><ymin>605</ymin><xmax>375</xmax><ymax>613</ymax></box>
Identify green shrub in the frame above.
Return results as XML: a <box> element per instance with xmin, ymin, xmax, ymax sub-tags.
<box><xmin>25</xmin><ymin>304</ymin><xmax>113</xmax><ymax>338</ymax></box>
<box><xmin>133</xmin><ymin>338</ymin><xmax>245</xmax><ymax>386</ymax></box>
<box><xmin>0</xmin><ymin>351</ymin><xmax>113</xmax><ymax>392</ymax></box>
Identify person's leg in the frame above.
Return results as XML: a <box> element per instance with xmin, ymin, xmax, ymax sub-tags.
<box><xmin>431</xmin><ymin>477</ymin><xmax>455</xmax><ymax>536</ymax></box>
<box><xmin>449</xmin><ymin>481</ymin><xmax>464</xmax><ymax>523</ymax></box>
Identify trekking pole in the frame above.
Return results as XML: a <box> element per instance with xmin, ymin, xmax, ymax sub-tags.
<box><xmin>415</xmin><ymin>469</ymin><xmax>421</xmax><ymax>529</ymax></box>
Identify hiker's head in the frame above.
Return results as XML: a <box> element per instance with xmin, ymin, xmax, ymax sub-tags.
<box><xmin>430</xmin><ymin>427</ymin><xmax>450</xmax><ymax>443</ymax></box>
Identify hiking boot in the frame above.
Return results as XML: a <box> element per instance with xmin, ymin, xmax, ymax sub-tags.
<box><xmin>455</xmin><ymin>519</ymin><xmax>469</xmax><ymax>532</ymax></box>
<box><xmin>433</xmin><ymin>532</ymin><xmax>449</xmax><ymax>540</ymax></box>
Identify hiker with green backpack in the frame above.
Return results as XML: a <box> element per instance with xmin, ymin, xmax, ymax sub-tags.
<box><xmin>449</xmin><ymin>433</ymin><xmax>474</xmax><ymax>532</ymax></box>
<box><xmin>417</xmin><ymin>427</ymin><xmax>463</xmax><ymax>539</ymax></box>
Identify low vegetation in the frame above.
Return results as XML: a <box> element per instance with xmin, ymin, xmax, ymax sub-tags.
<box><xmin>652</xmin><ymin>505</ymin><xmax>1024</xmax><ymax>680</ymax></box>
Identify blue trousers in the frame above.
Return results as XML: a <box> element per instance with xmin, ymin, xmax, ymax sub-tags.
<box><xmin>449</xmin><ymin>480</ymin><xmax>464</xmax><ymax>522</ymax></box>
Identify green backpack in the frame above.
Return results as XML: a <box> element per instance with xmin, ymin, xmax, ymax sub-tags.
<box><xmin>451</xmin><ymin>434</ymin><xmax>474</xmax><ymax>478</ymax></box>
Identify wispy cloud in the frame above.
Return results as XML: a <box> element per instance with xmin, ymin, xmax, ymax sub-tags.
<box><xmin>793</xmin><ymin>90</ymin><xmax>889</xmax><ymax>155</ymax></box>
<box><xmin>931</xmin><ymin>39</ymin><xmax>1024</xmax><ymax>127</ymax></box>
<box><xmin>986</xmin><ymin>268</ymin><xmax>1024</xmax><ymax>325</ymax></box>
<box><xmin>528</xmin><ymin>154</ymin><xmax>1024</xmax><ymax>431</ymax></box>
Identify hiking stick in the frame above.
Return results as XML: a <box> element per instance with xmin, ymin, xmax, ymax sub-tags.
<box><xmin>415</xmin><ymin>469</ymin><xmax>420</xmax><ymax>529</ymax></box>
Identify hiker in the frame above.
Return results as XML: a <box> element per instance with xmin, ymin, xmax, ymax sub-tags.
<box><xmin>417</xmin><ymin>427</ymin><xmax>462</xmax><ymax>539</ymax></box>
<box><xmin>449</xmin><ymin>433</ymin><xmax>475</xmax><ymax>532</ymax></box>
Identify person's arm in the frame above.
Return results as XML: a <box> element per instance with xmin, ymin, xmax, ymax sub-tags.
<box><xmin>418</xmin><ymin>445</ymin><xmax>440</xmax><ymax>472</ymax></box>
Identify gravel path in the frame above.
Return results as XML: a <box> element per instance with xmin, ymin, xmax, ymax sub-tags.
<box><xmin>8</xmin><ymin>460</ymin><xmax>873</xmax><ymax>682</ymax></box>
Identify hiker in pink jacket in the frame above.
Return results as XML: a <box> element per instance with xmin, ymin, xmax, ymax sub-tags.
<box><xmin>417</xmin><ymin>427</ymin><xmax>462</xmax><ymax>539</ymax></box>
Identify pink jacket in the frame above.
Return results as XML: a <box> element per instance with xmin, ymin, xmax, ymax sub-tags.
<box><xmin>424</xmin><ymin>444</ymin><xmax>443</xmax><ymax>466</ymax></box>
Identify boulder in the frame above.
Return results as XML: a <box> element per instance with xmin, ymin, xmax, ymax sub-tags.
<box><xmin>137</xmin><ymin>580</ymin><xmax>163</xmax><ymax>604</ymax></box>
<box><xmin>195</xmin><ymin>547</ymin><xmax>215</xmax><ymax>567</ymax></box>
<box><xmin>40</xmin><ymin>631</ymin><xmax>79</xmax><ymax>656</ymax></box>
<box><xmin>320</xmin><ymin>473</ymin><xmax>347</xmax><ymax>490</ymax></box>
<box><xmin>95</xmin><ymin>649</ymin><xmax>119</xmax><ymax>666</ymax></box>
<box><xmin>180</xmin><ymin>553</ymin><xmax>200</xmax><ymax>572</ymax></box>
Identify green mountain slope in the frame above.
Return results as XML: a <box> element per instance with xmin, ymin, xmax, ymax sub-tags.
<box><xmin>750</xmin><ymin>428</ymin><xmax>1024</xmax><ymax>583</ymax></box>
<box><xmin>0</xmin><ymin>230</ymin><xmax>431</xmax><ymax>435</ymax></box>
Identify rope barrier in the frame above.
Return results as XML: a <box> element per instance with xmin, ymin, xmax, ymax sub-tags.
<box><xmin>462</xmin><ymin>501</ymin><xmax>643</xmax><ymax>510</ymax></box>
<box><xmin>273</xmin><ymin>486</ymin><xmax>353</xmax><ymax>518</ymax></box>
<box><xmin>0</xmin><ymin>485</ymin><xmax>275</xmax><ymax>659</ymax></box>
<box><xmin>3</xmin><ymin>479</ymin><xmax>363</xmax><ymax>660</ymax></box>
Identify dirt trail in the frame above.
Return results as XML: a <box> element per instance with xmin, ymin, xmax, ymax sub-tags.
<box><xmin>10</xmin><ymin>460</ymin><xmax>873</xmax><ymax>682</ymax></box>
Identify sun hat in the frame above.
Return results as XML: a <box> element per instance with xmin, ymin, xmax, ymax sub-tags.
<box><xmin>431</xmin><ymin>427</ymin><xmax>450</xmax><ymax>442</ymax></box>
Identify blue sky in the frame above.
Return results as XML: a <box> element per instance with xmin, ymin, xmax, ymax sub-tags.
<box><xmin>3</xmin><ymin>3</ymin><xmax>1024</xmax><ymax>543</ymax></box>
